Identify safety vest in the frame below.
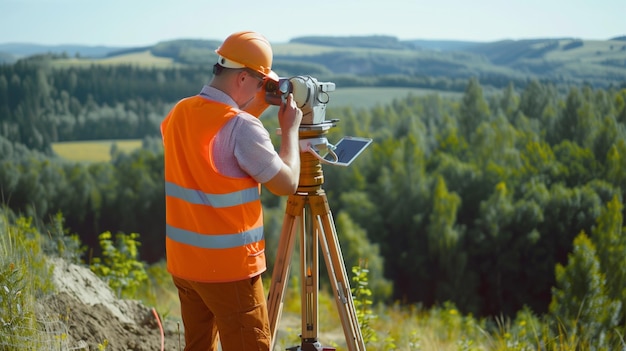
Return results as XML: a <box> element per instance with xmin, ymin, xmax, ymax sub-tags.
<box><xmin>161</xmin><ymin>96</ymin><xmax>265</xmax><ymax>282</ymax></box>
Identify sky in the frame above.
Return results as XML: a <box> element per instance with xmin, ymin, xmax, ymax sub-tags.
<box><xmin>1</xmin><ymin>0</ymin><xmax>624</xmax><ymax>47</ymax></box>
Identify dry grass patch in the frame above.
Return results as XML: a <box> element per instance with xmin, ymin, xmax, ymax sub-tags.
<box><xmin>52</xmin><ymin>139</ymin><xmax>142</xmax><ymax>162</ymax></box>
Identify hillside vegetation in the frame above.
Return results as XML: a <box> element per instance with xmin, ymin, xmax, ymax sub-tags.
<box><xmin>1</xmin><ymin>35</ymin><xmax>626</xmax><ymax>349</ymax></box>
<box><xmin>2</xmin><ymin>207</ymin><xmax>609</xmax><ymax>350</ymax></box>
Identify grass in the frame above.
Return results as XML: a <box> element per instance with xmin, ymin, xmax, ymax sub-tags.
<box><xmin>0</xmin><ymin>214</ymin><xmax>56</xmax><ymax>350</ymax></box>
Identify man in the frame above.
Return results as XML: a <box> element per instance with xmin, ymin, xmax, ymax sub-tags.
<box><xmin>161</xmin><ymin>31</ymin><xmax>303</xmax><ymax>351</ymax></box>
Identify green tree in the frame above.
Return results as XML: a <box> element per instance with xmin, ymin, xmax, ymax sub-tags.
<box><xmin>539</xmin><ymin>184</ymin><xmax>605</xmax><ymax>276</ymax></box>
<box><xmin>426</xmin><ymin>176</ymin><xmax>476</xmax><ymax>311</ymax></box>
<box><xmin>519</xmin><ymin>140</ymin><xmax>564</xmax><ymax>183</ymax></box>
<box><xmin>591</xmin><ymin>196</ymin><xmax>626</xmax><ymax>322</ymax></box>
<box><xmin>458</xmin><ymin>77</ymin><xmax>491</xmax><ymax>141</ymax></box>
<box><xmin>593</xmin><ymin>114</ymin><xmax>621</xmax><ymax>165</ymax></box>
<box><xmin>334</xmin><ymin>211</ymin><xmax>392</xmax><ymax>301</ymax></box>
<box><xmin>357</xmin><ymin>135</ymin><xmax>430</xmax><ymax>303</ymax></box>
<box><xmin>549</xmin><ymin>232</ymin><xmax>621</xmax><ymax>348</ymax></box>
<box><xmin>605</xmin><ymin>140</ymin><xmax>626</xmax><ymax>188</ymax></box>
<box><xmin>558</xmin><ymin>87</ymin><xmax>584</xmax><ymax>143</ymax></box>
<box><xmin>474</xmin><ymin>182</ymin><xmax>515</xmax><ymax>315</ymax></box>
<box><xmin>498</xmin><ymin>82</ymin><xmax>519</xmax><ymax>120</ymax></box>
<box><xmin>616</xmin><ymin>89</ymin><xmax>626</xmax><ymax>125</ymax></box>
<box><xmin>553</xmin><ymin>140</ymin><xmax>598</xmax><ymax>187</ymax></box>
<box><xmin>435</xmin><ymin>114</ymin><xmax>467</xmax><ymax>158</ymax></box>
<box><xmin>469</xmin><ymin>115</ymin><xmax>519</xmax><ymax>179</ymax></box>
<box><xmin>519</xmin><ymin>79</ymin><xmax>551</xmax><ymax>120</ymax></box>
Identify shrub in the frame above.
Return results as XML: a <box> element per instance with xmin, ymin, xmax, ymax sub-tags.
<box><xmin>90</xmin><ymin>231</ymin><xmax>148</xmax><ymax>299</ymax></box>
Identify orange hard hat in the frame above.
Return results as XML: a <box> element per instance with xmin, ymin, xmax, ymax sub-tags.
<box><xmin>215</xmin><ymin>31</ymin><xmax>279</xmax><ymax>81</ymax></box>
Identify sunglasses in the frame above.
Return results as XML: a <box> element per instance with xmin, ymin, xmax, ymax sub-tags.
<box><xmin>245</xmin><ymin>69</ymin><xmax>266</xmax><ymax>89</ymax></box>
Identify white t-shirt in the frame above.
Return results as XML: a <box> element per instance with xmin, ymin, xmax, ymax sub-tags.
<box><xmin>199</xmin><ymin>85</ymin><xmax>282</xmax><ymax>184</ymax></box>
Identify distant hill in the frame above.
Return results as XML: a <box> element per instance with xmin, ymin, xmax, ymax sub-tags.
<box><xmin>2</xmin><ymin>36</ymin><xmax>625</xmax><ymax>89</ymax></box>
<box><xmin>0</xmin><ymin>43</ymin><xmax>125</xmax><ymax>63</ymax></box>
<box><xmin>281</xmin><ymin>36</ymin><xmax>626</xmax><ymax>88</ymax></box>
<box><xmin>291</xmin><ymin>35</ymin><xmax>486</xmax><ymax>52</ymax></box>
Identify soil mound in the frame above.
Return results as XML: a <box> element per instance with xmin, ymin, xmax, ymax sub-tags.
<box><xmin>36</xmin><ymin>258</ymin><xmax>184</xmax><ymax>351</ymax></box>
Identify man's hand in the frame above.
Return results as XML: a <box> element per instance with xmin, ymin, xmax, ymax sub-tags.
<box><xmin>278</xmin><ymin>93</ymin><xmax>302</xmax><ymax>133</ymax></box>
<box><xmin>264</xmin><ymin>93</ymin><xmax>303</xmax><ymax>196</ymax></box>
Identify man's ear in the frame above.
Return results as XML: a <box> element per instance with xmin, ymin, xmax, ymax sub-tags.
<box><xmin>237</xmin><ymin>70</ymin><xmax>247</xmax><ymax>85</ymax></box>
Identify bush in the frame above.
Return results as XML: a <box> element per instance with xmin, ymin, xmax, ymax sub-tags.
<box><xmin>89</xmin><ymin>231</ymin><xmax>148</xmax><ymax>299</ymax></box>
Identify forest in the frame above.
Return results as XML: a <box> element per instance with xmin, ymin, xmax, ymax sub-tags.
<box><xmin>1</xmin><ymin>52</ymin><xmax>626</xmax><ymax>346</ymax></box>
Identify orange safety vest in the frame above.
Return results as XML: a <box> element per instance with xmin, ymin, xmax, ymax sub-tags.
<box><xmin>161</xmin><ymin>96</ymin><xmax>265</xmax><ymax>282</ymax></box>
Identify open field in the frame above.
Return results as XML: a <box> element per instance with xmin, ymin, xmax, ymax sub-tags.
<box><xmin>52</xmin><ymin>139</ymin><xmax>142</xmax><ymax>162</ymax></box>
<box><xmin>53</xmin><ymin>50</ymin><xmax>178</xmax><ymax>68</ymax></box>
<box><xmin>329</xmin><ymin>86</ymin><xmax>461</xmax><ymax>109</ymax></box>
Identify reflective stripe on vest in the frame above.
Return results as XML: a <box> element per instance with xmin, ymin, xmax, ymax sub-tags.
<box><xmin>165</xmin><ymin>181</ymin><xmax>260</xmax><ymax>208</ymax></box>
<box><xmin>166</xmin><ymin>224</ymin><xmax>264</xmax><ymax>249</ymax></box>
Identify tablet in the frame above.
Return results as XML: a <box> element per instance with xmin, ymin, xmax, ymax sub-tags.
<box><xmin>324</xmin><ymin>136</ymin><xmax>373</xmax><ymax>166</ymax></box>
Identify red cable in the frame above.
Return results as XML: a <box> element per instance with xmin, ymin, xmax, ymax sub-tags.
<box><xmin>152</xmin><ymin>307</ymin><xmax>165</xmax><ymax>351</ymax></box>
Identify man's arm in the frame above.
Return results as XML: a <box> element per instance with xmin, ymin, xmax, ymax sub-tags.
<box><xmin>264</xmin><ymin>94</ymin><xmax>303</xmax><ymax>195</ymax></box>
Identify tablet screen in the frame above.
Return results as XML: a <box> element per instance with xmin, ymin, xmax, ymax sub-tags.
<box><xmin>324</xmin><ymin>136</ymin><xmax>372</xmax><ymax>166</ymax></box>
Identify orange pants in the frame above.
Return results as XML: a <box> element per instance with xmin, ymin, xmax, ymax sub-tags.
<box><xmin>172</xmin><ymin>275</ymin><xmax>270</xmax><ymax>351</ymax></box>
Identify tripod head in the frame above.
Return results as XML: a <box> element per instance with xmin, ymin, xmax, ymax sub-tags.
<box><xmin>270</xmin><ymin>76</ymin><xmax>372</xmax><ymax>190</ymax></box>
<box><xmin>296</xmin><ymin>122</ymin><xmax>335</xmax><ymax>190</ymax></box>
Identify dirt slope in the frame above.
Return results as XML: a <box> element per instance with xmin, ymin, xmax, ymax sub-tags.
<box><xmin>36</xmin><ymin>258</ymin><xmax>184</xmax><ymax>351</ymax></box>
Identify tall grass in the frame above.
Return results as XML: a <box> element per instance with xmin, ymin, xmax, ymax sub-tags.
<box><xmin>0</xmin><ymin>211</ymin><xmax>59</xmax><ymax>350</ymax></box>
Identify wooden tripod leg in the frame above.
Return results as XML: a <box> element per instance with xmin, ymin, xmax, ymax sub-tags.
<box><xmin>310</xmin><ymin>194</ymin><xmax>367</xmax><ymax>351</ymax></box>
<box><xmin>300</xmin><ymin>201</ymin><xmax>319</xmax><ymax>343</ymax></box>
<box><xmin>267</xmin><ymin>195</ymin><xmax>305</xmax><ymax>350</ymax></box>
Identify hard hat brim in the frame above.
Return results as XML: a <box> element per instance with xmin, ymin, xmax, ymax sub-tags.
<box><xmin>217</xmin><ymin>55</ymin><xmax>279</xmax><ymax>82</ymax></box>
<box><xmin>265</xmin><ymin>70</ymin><xmax>279</xmax><ymax>82</ymax></box>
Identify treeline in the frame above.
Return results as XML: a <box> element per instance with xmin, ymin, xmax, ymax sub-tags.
<box><xmin>0</xmin><ymin>136</ymin><xmax>166</xmax><ymax>260</ymax></box>
<box><xmin>0</xmin><ymin>59</ymin><xmax>209</xmax><ymax>150</ymax></box>
<box><xmin>1</xmin><ymin>60</ymin><xmax>626</xmax><ymax>330</ymax></box>
<box><xmin>0</xmin><ymin>59</ymin><xmax>485</xmax><ymax>152</ymax></box>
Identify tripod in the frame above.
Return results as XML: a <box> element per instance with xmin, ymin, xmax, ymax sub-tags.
<box><xmin>267</xmin><ymin>124</ymin><xmax>366</xmax><ymax>351</ymax></box>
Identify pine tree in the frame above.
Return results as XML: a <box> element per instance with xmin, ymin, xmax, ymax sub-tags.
<box><xmin>459</xmin><ymin>77</ymin><xmax>490</xmax><ymax>142</ymax></box>
<box><xmin>427</xmin><ymin>176</ymin><xmax>475</xmax><ymax>309</ymax></box>
<box><xmin>591</xmin><ymin>196</ymin><xmax>626</xmax><ymax>323</ymax></box>
<box><xmin>549</xmin><ymin>232</ymin><xmax>621</xmax><ymax>347</ymax></box>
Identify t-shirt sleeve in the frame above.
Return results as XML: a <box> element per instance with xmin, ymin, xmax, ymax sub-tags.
<box><xmin>233</xmin><ymin>114</ymin><xmax>283</xmax><ymax>184</ymax></box>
